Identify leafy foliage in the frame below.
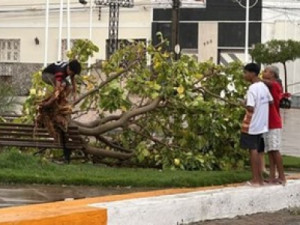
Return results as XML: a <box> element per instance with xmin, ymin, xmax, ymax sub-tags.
<box><xmin>250</xmin><ymin>39</ymin><xmax>300</xmax><ymax>64</ymax></box>
<box><xmin>23</xmin><ymin>38</ymin><xmax>248</xmax><ymax>171</ymax></box>
<box><xmin>250</xmin><ymin>39</ymin><xmax>300</xmax><ymax>92</ymax></box>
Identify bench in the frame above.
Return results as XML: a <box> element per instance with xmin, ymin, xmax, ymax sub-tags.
<box><xmin>0</xmin><ymin>114</ymin><xmax>22</xmax><ymax>122</ymax></box>
<box><xmin>0</xmin><ymin>123</ymin><xmax>84</xmax><ymax>162</ymax></box>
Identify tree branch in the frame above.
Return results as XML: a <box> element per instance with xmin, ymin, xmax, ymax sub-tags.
<box><xmin>77</xmin><ymin>97</ymin><xmax>161</xmax><ymax>136</ymax></box>
<box><xmin>83</xmin><ymin>144</ymin><xmax>133</xmax><ymax>160</ymax></box>
<box><xmin>98</xmin><ymin>115</ymin><xmax>122</xmax><ymax>125</ymax></box>
<box><xmin>71</xmin><ymin>118</ymin><xmax>101</xmax><ymax>128</ymax></box>
<box><xmin>73</xmin><ymin>69</ymin><xmax>129</xmax><ymax>106</ymax></box>
<box><xmin>97</xmin><ymin>135</ymin><xmax>132</xmax><ymax>153</ymax></box>
<box><xmin>73</xmin><ymin>41</ymin><xmax>167</xmax><ymax>107</ymax></box>
<box><xmin>197</xmin><ymin>87</ymin><xmax>243</xmax><ymax>107</ymax></box>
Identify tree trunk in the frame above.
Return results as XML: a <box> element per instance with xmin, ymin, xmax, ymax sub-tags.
<box><xmin>283</xmin><ymin>62</ymin><xmax>288</xmax><ymax>93</ymax></box>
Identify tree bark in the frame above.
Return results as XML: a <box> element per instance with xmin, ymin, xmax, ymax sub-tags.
<box><xmin>77</xmin><ymin>98</ymin><xmax>161</xmax><ymax>136</ymax></box>
<box><xmin>283</xmin><ymin>62</ymin><xmax>288</xmax><ymax>93</ymax></box>
<box><xmin>83</xmin><ymin>144</ymin><xmax>133</xmax><ymax>160</ymax></box>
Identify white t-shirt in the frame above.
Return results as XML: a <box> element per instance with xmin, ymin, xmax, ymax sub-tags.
<box><xmin>245</xmin><ymin>82</ymin><xmax>273</xmax><ymax>135</ymax></box>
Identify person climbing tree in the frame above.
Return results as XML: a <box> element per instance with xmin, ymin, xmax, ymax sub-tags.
<box><xmin>41</xmin><ymin>60</ymin><xmax>81</xmax><ymax>106</ymax></box>
<box><xmin>37</xmin><ymin>59</ymin><xmax>81</xmax><ymax>163</ymax></box>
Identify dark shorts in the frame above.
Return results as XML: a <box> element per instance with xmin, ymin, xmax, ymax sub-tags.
<box><xmin>42</xmin><ymin>72</ymin><xmax>70</xmax><ymax>87</ymax></box>
<box><xmin>258</xmin><ymin>137</ymin><xmax>265</xmax><ymax>153</ymax></box>
<box><xmin>240</xmin><ymin>133</ymin><xmax>263</xmax><ymax>151</ymax></box>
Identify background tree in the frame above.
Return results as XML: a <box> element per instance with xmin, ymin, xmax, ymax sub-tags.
<box><xmin>250</xmin><ymin>39</ymin><xmax>300</xmax><ymax>92</ymax></box>
<box><xmin>20</xmin><ymin>38</ymin><xmax>248</xmax><ymax>171</ymax></box>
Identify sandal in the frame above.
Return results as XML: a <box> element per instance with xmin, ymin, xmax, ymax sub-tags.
<box><xmin>245</xmin><ymin>181</ymin><xmax>261</xmax><ymax>187</ymax></box>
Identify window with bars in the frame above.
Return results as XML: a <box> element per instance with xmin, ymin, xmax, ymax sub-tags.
<box><xmin>0</xmin><ymin>39</ymin><xmax>20</xmax><ymax>62</ymax></box>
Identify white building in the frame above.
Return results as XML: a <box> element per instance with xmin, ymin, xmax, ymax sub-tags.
<box><xmin>0</xmin><ymin>0</ymin><xmax>152</xmax><ymax>94</ymax></box>
<box><xmin>262</xmin><ymin>0</ymin><xmax>300</xmax><ymax>95</ymax></box>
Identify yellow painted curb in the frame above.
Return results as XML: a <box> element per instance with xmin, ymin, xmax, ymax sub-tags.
<box><xmin>0</xmin><ymin>205</ymin><xmax>107</xmax><ymax>225</ymax></box>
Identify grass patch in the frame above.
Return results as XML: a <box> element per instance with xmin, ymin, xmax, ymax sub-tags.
<box><xmin>282</xmin><ymin>155</ymin><xmax>300</xmax><ymax>169</ymax></box>
<box><xmin>265</xmin><ymin>155</ymin><xmax>300</xmax><ymax>169</ymax></box>
<box><xmin>0</xmin><ymin>150</ymin><xmax>252</xmax><ymax>188</ymax></box>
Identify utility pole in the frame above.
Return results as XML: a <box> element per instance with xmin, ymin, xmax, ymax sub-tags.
<box><xmin>244</xmin><ymin>0</ymin><xmax>249</xmax><ymax>63</ymax></box>
<box><xmin>108</xmin><ymin>1</ymin><xmax>120</xmax><ymax>58</ymax></box>
<box><xmin>95</xmin><ymin>0</ymin><xmax>134</xmax><ymax>59</ymax></box>
<box><xmin>171</xmin><ymin>0</ymin><xmax>181</xmax><ymax>60</ymax></box>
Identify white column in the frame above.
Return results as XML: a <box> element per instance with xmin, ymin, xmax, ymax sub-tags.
<box><xmin>57</xmin><ymin>0</ymin><xmax>64</xmax><ymax>61</ymax></box>
<box><xmin>244</xmin><ymin>0</ymin><xmax>249</xmax><ymax>63</ymax></box>
<box><xmin>284</xmin><ymin>1</ymin><xmax>287</xmax><ymax>40</ymax></box>
<box><xmin>67</xmin><ymin>0</ymin><xmax>71</xmax><ymax>51</ymax></box>
<box><xmin>88</xmin><ymin>0</ymin><xmax>93</xmax><ymax>74</ymax></box>
<box><xmin>293</xmin><ymin>22</ymin><xmax>297</xmax><ymax>94</ymax></box>
<box><xmin>44</xmin><ymin>0</ymin><xmax>50</xmax><ymax>67</ymax></box>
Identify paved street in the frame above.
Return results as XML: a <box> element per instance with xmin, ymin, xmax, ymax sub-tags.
<box><xmin>191</xmin><ymin>209</ymin><xmax>300</xmax><ymax>225</ymax></box>
<box><xmin>0</xmin><ymin>185</ymin><xmax>156</xmax><ymax>208</ymax></box>
<box><xmin>282</xmin><ymin>109</ymin><xmax>300</xmax><ymax>157</ymax></box>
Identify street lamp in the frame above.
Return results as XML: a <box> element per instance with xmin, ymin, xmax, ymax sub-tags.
<box><xmin>233</xmin><ymin>0</ymin><xmax>259</xmax><ymax>63</ymax></box>
<box><xmin>79</xmin><ymin>0</ymin><xmax>88</xmax><ymax>5</ymax></box>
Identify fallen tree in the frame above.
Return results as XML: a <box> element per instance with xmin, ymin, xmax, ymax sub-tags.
<box><xmin>20</xmin><ymin>38</ymin><xmax>248</xmax><ymax>170</ymax></box>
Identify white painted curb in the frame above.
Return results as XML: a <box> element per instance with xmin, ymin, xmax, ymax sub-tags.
<box><xmin>90</xmin><ymin>180</ymin><xmax>300</xmax><ymax>225</ymax></box>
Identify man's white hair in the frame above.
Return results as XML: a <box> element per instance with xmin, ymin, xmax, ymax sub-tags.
<box><xmin>265</xmin><ymin>65</ymin><xmax>279</xmax><ymax>78</ymax></box>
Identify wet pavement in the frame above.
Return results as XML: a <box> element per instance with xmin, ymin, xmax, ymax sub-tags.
<box><xmin>282</xmin><ymin>109</ymin><xmax>300</xmax><ymax>157</ymax></box>
<box><xmin>0</xmin><ymin>184</ymin><xmax>156</xmax><ymax>208</ymax></box>
<box><xmin>190</xmin><ymin>209</ymin><xmax>300</xmax><ymax>225</ymax></box>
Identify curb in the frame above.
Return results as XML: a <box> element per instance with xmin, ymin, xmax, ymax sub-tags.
<box><xmin>0</xmin><ymin>177</ymin><xmax>299</xmax><ymax>225</ymax></box>
<box><xmin>91</xmin><ymin>179</ymin><xmax>300</xmax><ymax>225</ymax></box>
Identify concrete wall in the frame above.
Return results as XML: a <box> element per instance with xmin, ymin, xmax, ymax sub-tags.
<box><xmin>198</xmin><ymin>22</ymin><xmax>218</xmax><ymax>64</ymax></box>
<box><xmin>0</xmin><ymin>63</ymin><xmax>42</xmax><ymax>96</ymax></box>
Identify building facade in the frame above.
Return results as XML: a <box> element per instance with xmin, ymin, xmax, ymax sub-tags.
<box><xmin>0</xmin><ymin>0</ymin><xmax>152</xmax><ymax>95</ymax></box>
<box><xmin>1</xmin><ymin>0</ymin><xmax>265</xmax><ymax>95</ymax></box>
<box><xmin>262</xmin><ymin>0</ymin><xmax>300</xmax><ymax>95</ymax></box>
<box><xmin>152</xmin><ymin>0</ymin><xmax>262</xmax><ymax>64</ymax></box>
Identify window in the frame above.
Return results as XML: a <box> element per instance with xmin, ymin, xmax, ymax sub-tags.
<box><xmin>0</xmin><ymin>64</ymin><xmax>13</xmax><ymax>85</ymax></box>
<box><xmin>61</xmin><ymin>39</ymin><xmax>79</xmax><ymax>60</ymax></box>
<box><xmin>0</xmin><ymin>64</ymin><xmax>13</xmax><ymax>76</ymax></box>
<box><xmin>0</xmin><ymin>75</ymin><xmax>12</xmax><ymax>86</ymax></box>
<box><xmin>0</xmin><ymin>39</ymin><xmax>20</xmax><ymax>62</ymax></box>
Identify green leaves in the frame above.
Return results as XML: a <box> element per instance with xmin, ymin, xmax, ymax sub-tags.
<box><xmin>251</xmin><ymin>39</ymin><xmax>300</xmax><ymax>64</ymax></box>
<box><xmin>67</xmin><ymin>39</ymin><xmax>99</xmax><ymax>64</ymax></box>
<box><xmin>22</xmin><ymin>38</ymin><xmax>248</xmax><ymax>171</ymax></box>
<box><xmin>250</xmin><ymin>39</ymin><xmax>300</xmax><ymax>91</ymax></box>
<box><xmin>99</xmin><ymin>80</ymin><xmax>131</xmax><ymax>113</ymax></box>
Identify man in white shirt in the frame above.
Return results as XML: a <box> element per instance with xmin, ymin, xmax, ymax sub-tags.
<box><xmin>240</xmin><ymin>63</ymin><xmax>273</xmax><ymax>186</ymax></box>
